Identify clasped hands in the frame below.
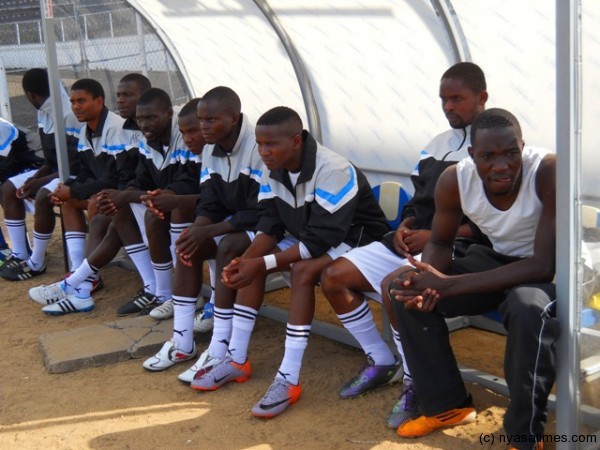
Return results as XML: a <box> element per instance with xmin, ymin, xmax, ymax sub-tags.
<box><xmin>388</xmin><ymin>256</ymin><xmax>447</xmax><ymax>312</ymax></box>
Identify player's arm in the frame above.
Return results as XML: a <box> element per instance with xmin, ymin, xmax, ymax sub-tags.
<box><xmin>421</xmin><ymin>165</ymin><xmax>463</xmax><ymax>272</ymax></box>
<box><xmin>418</xmin><ymin>155</ymin><xmax>556</xmax><ymax>298</ymax></box>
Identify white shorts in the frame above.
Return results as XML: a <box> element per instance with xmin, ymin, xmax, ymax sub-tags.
<box><xmin>132</xmin><ymin>204</ymin><xmax>256</xmax><ymax>249</ymax></box>
<box><xmin>340</xmin><ymin>241</ymin><xmax>420</xmax><ymax>303</ymax></box>
<box><xmin>213</xmin><ymin>230</ymin><xmax>256</xmax><ymax>246</ymax></box>
<box><xmin>274</xmin><ymin>235</ymin><xmax>352</xmax><ymax>287</ymax></box>
<box><xmin>8</xmin><ymin>170</ymin><xmax>60</xmax><ymax>214</ymax></box>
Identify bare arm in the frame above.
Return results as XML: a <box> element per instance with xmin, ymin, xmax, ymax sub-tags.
<box><xmin>411</xmin><ymin>155</ymin><xmax>556</xmax><ymax>299</ymax></box>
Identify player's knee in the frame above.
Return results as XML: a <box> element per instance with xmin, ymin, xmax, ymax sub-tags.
<box><xmin>34</xmin><ymin>189</ymin><xmax>52</xmax><ymax>209</ymax></box>
<box><xmin>320</xmin><ymin>261</ymin><xmax>347</xmax><ymax>295</ymax></box>
<box><xmin>217</xmin><ymin>234</ymin><xmax>248</xmax><ymax>262</ymax></box>
<box><xmin>2</xmin><ymin>180</ymin><xmax>17</xmax><ymax>199</ymax></box>
<box><xmin>290</xmin><ymin>259</ymin><xmax>321</xmax><ymax>286</ymax></box>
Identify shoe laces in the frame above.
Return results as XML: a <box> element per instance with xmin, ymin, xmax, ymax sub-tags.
<box><xmin>263</xmin><ymin>378</ymin><xmax>290</xmax><ymax>402</ymax></box>
<box><xmin>394</xmin><ymin>379</ymin><xmax>418</xmax><ymax>412</ymax></box>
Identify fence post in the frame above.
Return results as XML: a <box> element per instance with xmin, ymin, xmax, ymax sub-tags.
<box><xmin>0</xmin><ymin>56</ymin><xmax>12</xmax><ymax>122</ymax></box>
<box><xmin>135</xmin><ymin>12</ymin><xmax>148</xmax><ymax>76</ymax></box>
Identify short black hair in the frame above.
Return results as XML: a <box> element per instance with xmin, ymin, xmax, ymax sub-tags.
<box><xmin>442</xmin><ymin>62</ymin><xmax>486</xmax><ymax>93</ymax></box>
<box><xmin>179</xmin><ymin>98</ymin><xmax>201</xmax><ymax>117</ymax></box>
<box><xmin>71</xmin><ymin>78</ymin><xmax>105</xmax><ymax>101</ymax></box>
<box><xmin>138</xmin><ymin>88</ymin><xmax>172</xmax><ymax>110</ymax></box>
<box><xmin>119</xmin><ymin>73</ymin><xmax>152</xmax><ymax>93</ymax></box>
<box><xmin>257</xmin><ymin>106</ymin><xmax>303</xmax><ymax>134</ymax></box>
<box><xmin>22</xmin><ymin>68</ymin><xmax>49</xmax><ymax>97</ymax></box>
<box><xmin>201</xmin><ymin>86</ymin><xmax>241</xmax><ymax>114</ymax></box>
<box><xmin>471</xmin><ymin>108</ymin><xmax>522</xmax><ymax>144</ymax></box>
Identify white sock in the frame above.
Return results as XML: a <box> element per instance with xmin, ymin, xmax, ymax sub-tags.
<box><xmin>64</xmin><ymin>231</ymin><xmax>86</xmax><ymax>270</ymax></box>
<box><xmin>169</xmin><ymin>222</ymin><xmax>191</xmax><ymax>266</ymax></box>
<box><xmin>208</xmin><ymin>307</ymin><xmax>233</xmax><ymax>358</ymax></box>
<box><xmin>124</xmin><ymin>243</ymin><xmax>156</xmax><ymax>294</ymax></box>
<box><xmin>276</xmin><ymin>324</ymin><xmax>311</xmax><ymax>385</ymax></box>
<box><xmin>337</xmin><ymin>300</ymin><xmax>396</xmax><ymax>366</ymax></box>
<box><xmin>5</xmin><ymin>218</ymin><xmax>28</xmax><ymax>259</ymax></box>
<box><xmin>152</xmin><ymin>260</ymin><xmax>173</xmax><ymax>300</ymax></box>
<box><xmin>172</xmin><ymin>295</ymin><xmax>196</xmax><ymax>354</ymax></box>
<box><xmin>28</xmin><ymin>230</ymin><xmax>52</xmax><ymax>270</ymax></box>
<box><xmin>207</xmin><ymin>259</ymin><xmax>216</xmax><ymax>304</ymax></box>
<box><xmin>228</xmin><ymin>304</ymin><xmax>257</xmax><ymax>364</ymax></box>
<box><xmin>392</xmin><ymin>327</ymin><xmax>410</xmax><ymax>378</ymax></box>
<box><xmin>62</xmin><ymin>259</ymin><xmax>98</xmax><ymax>297</ymax></box>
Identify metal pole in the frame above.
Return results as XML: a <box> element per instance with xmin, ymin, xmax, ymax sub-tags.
<box><xmin>135</xmin><ymin>12</ymin><xmax>149</xmax><ymax>77</ymax></box>
<box><xmin>555</xmin><ymin>0</ymin><xmax>582</xmax><ymax>447</ymax></box>
<box><xmin>252</xmin><ymin>0</ymin><xmax>322</xmax><ymax>142</ymax></box>
<box><xmin>0</xmin><ymin>56</ymin><xmax>13</xmax><ymax>122</ymax></box>
<box><xmin>39</xmin><ymin>0</ymin><xmax>69</xmax><ymax>182</ymax></box>
<box><xmin>429</xmin><ymin>0</ymin><xmax>471</xmax><ymax>62</ymax></box>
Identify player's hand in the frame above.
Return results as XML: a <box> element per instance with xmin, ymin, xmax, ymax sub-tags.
<box><xmin>87</xmin><ymin>193</ymin><xmax>101</xmax><ymax>217</ymax></box>
<box><xmin>141</xmin><ymin>190</ymin><xmax>178</xmax><ymax>218</ymax></box>
<box><xmin>221</xmin><ymin>257</ymin><xmax>265</xmax><ymax>289</ymax></box>
<box><xmin>392</xmin><ymin>217</ymin><xmax>415</xmax><ymax>256</ymax></box>
<box><xmin>388</xmin><ymin>256</ymin><xmax>448</xmax><ymax>311</ymax></box>
<box><xmin>401</xmin><ymin>229</ymin><xmax>431</xmax><ymax>255</ymax></box>
<box><xmin>16</xmin><ymin>177</ymin><xmax>39</xmax><ymax>199</ymax></box>
<box><xmin>49</xmin><ymin>183</ymin><xmax>70</xmax><ymax>205</ymax></box>
<box><xmin>96</xmin><ymin>189</ymin><xmax>124</xmax><ymax>216</ymax></box>
<box><xmin>175</xmin><ymin>224</ymin><xmax>211</xmax><ymax>266</ymax></box>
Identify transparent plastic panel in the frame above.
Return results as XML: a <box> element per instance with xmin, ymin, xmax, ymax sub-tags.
<box><xmin>578</xmin><ymin>1</ymin><xmax>600</xmax><ymax>446</ymax></box>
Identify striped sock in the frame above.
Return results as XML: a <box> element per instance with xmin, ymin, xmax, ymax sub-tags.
<box><xmin>228</xmin><ymin>304</ymin><xmax>257</xmax><ymax>364</ymax></box>
<box><xmin>208</xmin><ymin>307</ymin><xmax>234</xmax><ymax>358</ymax></box>
<box><xmin>169</xmin><ymin>222</ymin><xmax>191</xmax><ymax>266</ymax></box>
<box><xmin>5</xmin><ymin>218</ymin><xmax>28</xmax><ymax>259</ymax></box>
<box><xmin>172</xmin><ymin>295</ymin><xmax>196</xmax><ymax>354</ymax></box>
<box><xmin>152</xmin><ymin>260</ymin><xmax>173</xmax><ymax>300</ymax></box>
<box><xmin>276</xmin><ymin>323</ymin><xmax>311</xmax><ymax>385</ymax></box>
<box><xmin>28</xmin><ymin>230</ymin><xmax>52</xmax><ymax>270</ymax></box>
<box><xmin>64</xmin><ymin>231</ymin><xmax>86</xmax><ymax>270</ymax></box>
<box><xmin>337</xmin><ymin>300</ymin><xmax>396</xmax><ymax>366</ymax></box>
<box><xmin>392</xmin><ymin>327</ymin><xmax>410</xmax><ymax>378</ymax></box>
<box><xmin>62</xmin><ymin>259</ymin><xmax>98</xmax><ymax>297</ymax></box>
<box><xmin>124</xmin><ymin>243</ymin><xmax>156</xmax><ymax>294</ymax></box>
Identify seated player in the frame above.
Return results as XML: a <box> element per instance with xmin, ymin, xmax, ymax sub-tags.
<box><xmin>0</xmin><ymin>68</ymin><xmax>80</xmax><ymax>276</ymax></box>
<box><xmin>2</xmin><ymin>78</ymin><xmax>127</xmax><ymax>282</ymax></box>
<box><xmin>190</xmin><ymin>106</ymin><xmax>390</xmax><ymax>419</ymax></box>
<box><xmin>319</xmin><ymin>61</ymin><xmax>489</xmax><ymax>429</ymax></box>
<box><xmin>0</xmin><ymin>116</ymin><xmax>42</xmax><ymax>267</ymax></box>
<box><xmin>386</xmin><ymin>108</ymin><xmax>556</xmax><ymax>448</ymax></box>
<box><xmin>142</xmin><ymin>87</ymin><xmax>262</xmax><ymax>377</ymax></box>
<box><xmin>29</xmin><ymin>90</ymin><xmax>199</xmax><ymax>314</ymax></box>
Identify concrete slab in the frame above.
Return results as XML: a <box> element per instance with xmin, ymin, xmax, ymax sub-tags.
<box><xmin>38</xmin><ymin>315</ymin><xmax>173</xmax><ymax>374</ymax></box>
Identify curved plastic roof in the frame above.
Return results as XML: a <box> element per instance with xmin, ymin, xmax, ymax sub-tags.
<box><xmin>129</xmin><ymin>0</ymin><xmax>600</xmax><ymax>196</ymax></box>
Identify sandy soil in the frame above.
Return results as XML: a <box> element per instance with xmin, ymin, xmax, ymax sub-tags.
<box><xmin>0</xmin><ymin>215</ymin><xmax>558</xmax><ymax>450</ymax></box>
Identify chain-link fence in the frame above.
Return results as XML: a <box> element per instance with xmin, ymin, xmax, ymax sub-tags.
<box><xmin>0</xmin><ymin>0</ymin><xmax>189</xmax><ymax>139</ymax></box>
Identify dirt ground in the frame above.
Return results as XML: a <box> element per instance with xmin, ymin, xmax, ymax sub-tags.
<box><xmin>0</xmin><ymin>215</ymin><xmax>559</xmax><ymax>450</ymax></box>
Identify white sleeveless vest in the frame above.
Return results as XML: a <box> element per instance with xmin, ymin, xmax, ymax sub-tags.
<box><xmin>456</xmin><ymin>146</ymin><xmax>550</xmax><ymax>257</ymax></box>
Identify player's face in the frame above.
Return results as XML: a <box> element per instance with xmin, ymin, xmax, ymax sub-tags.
<box><xmin>196</xmin><ymin>100</ymin><xmax>239</xmax><ymax>145</ymax></box>
<box><xmin>136</xmin><ymin>102</ymin><xmax>173</xmax><ymax>142</ymax></box>
<box><xmin>116</xmin><ymin>81</ymin><xmax>144</xmax><ymax>120</ymax></box>
<box><xmin>70</xmin><ymin>89</ymin><xmax>103</xmax><ymax>123</ymax></box>
<box><xmin>256</xmin><ymin>124</ymin><xmax>302</xmax><ymax>172</ymax></box>
<box><xmin>469</xmin><ymin>125</ymin><xmax>524</xmax><ymax>198</ymax></box>
<box><xmin>25</xmin><ymin>91</ymin><xmax>43</xmax><ymax>110</ymax></box>
<box><xmin>439</xmin><ymin>78</ymin><xmax>486</xmax><ymax>129</ymax></box>
<box><xmin>178</xmin><ymin>113</ymin><xmax>206</xmax><ymax>155</ymax></box>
